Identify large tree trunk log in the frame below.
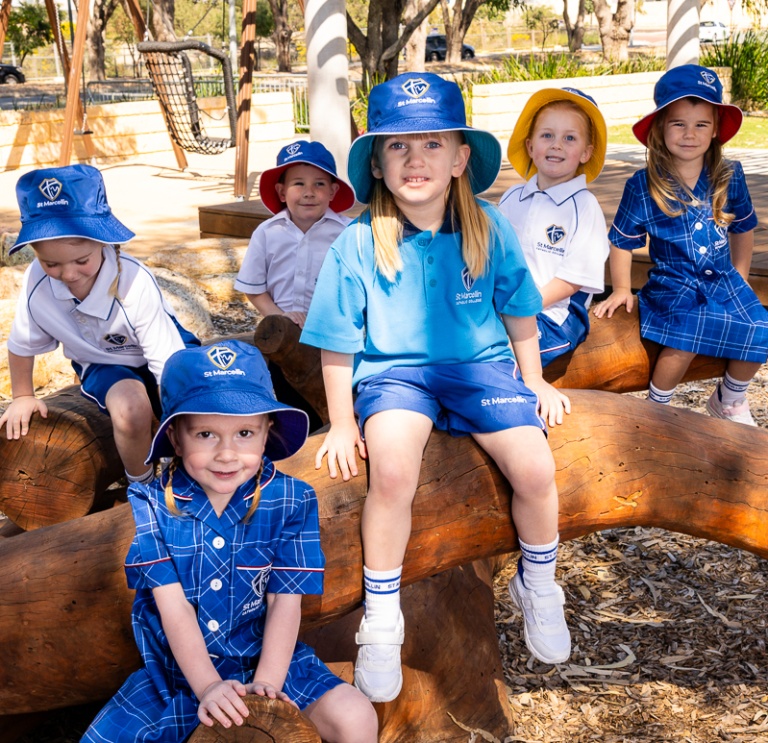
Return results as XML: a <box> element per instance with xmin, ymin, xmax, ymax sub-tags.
<box><xmin>0</xmin><ymin>386</ymin><xmax>123</xmax><ymax>531</ymax></box>
<box><xmin>1</xmin><ymin>389</ymin><xmax>766</xmax><ymax>715</ymax></box>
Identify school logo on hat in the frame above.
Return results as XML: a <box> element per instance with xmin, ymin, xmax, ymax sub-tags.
<box><xmin>700</xmin><ymin>69</ymin><xmax>716</xmax><ymax>85</ymax></box>
<box><xmin>402</xmin><ymin>77</ymin><xmax>430</xmax><ymax>99</ymax></box>
<box><xmin>546</xmin><ymin>225</ymin><xmax>566</xmax><ymax>245</ymax></box>
<box><xmin>39</xmin><ymin>178</ymin><xmax>63</xmax><ymax>202</ymax></box>
<box><xmin>207</xmin><ymin>345</ymin><xmax>236</xmax><ymax>371</ymax></box>
<box><xmin>104</xmin><ymin>333</ymin><xmax>127</xmax><ymax>346</ymax></box>
<box><xmin>286</xmin><ymin>143</ymin><xmax>301</xmax><ymax>157</ymax></box>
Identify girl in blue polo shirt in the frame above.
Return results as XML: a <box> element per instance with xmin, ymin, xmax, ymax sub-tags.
<box><xmin>594</xmin><ymin>65</ymin><xmax>768</xmax><ymax>425</ymax></box>
<box><xmin>82</xmin><ymin>340</ymin><xmax>377</xmax><ymax>743</ymax></box>
<box><xmin>301</xmin><ymin>73</ymin><xmax>572</xmax><ymax>704</ymax></box>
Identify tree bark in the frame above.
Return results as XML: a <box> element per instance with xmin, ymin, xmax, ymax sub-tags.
<box><xmin>594</xmin><ymin>0</ymin><xmax>633</xmax><ymax>61</ymax></box>
<box><xmin>87</xmin><ymin>0</ymin><xmax>120</xmax><ymax>80</ymax></box>
<box><xmin>266</xmin><ymin>0</ymin><xmax>292</xmax><ymax>72</ymax></box>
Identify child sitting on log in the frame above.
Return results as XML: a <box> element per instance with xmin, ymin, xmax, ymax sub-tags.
<box><xmin>0</xmin><ymin>164</ymin><xmax>199</xmax><ymax>485</ymax></box>
<box><xmin>235</xmin><ymin>140</ymin><xmax>355</xmax><ymax>431</ymax></box>
<box><xmin>594</xmin><ymin>65</ymin><xmax>768</xmax><ymax>426</ymax></box>
<box><xmin>301</xmin><ymin>73</ymin><xmax>572</xmax><ymax>704</ymax></box>
<box><xmin>82</xmin><ymin>339</ymin><xmax>377</xmax><ymax>743</ymax></box>
<box><xmin>499</xmin><ymin>88</ymin><xmax>610</xmax><ymax>366</ymax></box>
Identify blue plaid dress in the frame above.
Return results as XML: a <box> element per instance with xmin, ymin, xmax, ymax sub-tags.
<box><xmin>609</xmin><ymin>162</ymin><xmax>768</xmax><ymax>362</ymax></box>
<box><xmin>82</xmin><ymin>461</ymin><xmax>342</xmax><ymax>743</ymax></box>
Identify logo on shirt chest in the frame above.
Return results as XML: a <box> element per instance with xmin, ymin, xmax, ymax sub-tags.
<box><xmin>104</xmin><ymin>333</ymin><xmax>127</xmax><ymax>346</ymax></box>
<box><xmin>455</xmin><ymin>266</ymin><xmax>482</xmax><ymax>306</ymax></box>
<box><xmin>546</xmin><ymin>224</ymin><xmax>566</xmax><ymax>245</ymax></box>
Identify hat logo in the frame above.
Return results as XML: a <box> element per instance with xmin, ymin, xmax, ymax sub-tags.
<box><xmin>38</xmin><ymin>178</ymin><xmax>62</xmax><ymax>201</ymax></box>
<box><xmin>104</xmin><ymin>333</ymin><xmax>127</xmax><ymax>346</ymax></box>
<box><xmin>546</xmin><ymin>225</ymin><xmax>566</xmax><ymax>244</ymax></box>
<box><xmin>286</xmin><ymin>143</ymin><xmax>302</xmax><ymax>156</ymax></box>
<box><xmin>207</xmin><ymin>345</ymin><xmax>237</xmax><ymax>370</ymax></box>
<box><xmin>461</xmin><ymin>266</ymin><xmax>475</xmax><ymax>292</ymax></box>
<box><xmin>402</xmin><ymin>78</ymin><xmax>430</xmax><ymax>99</ymax></box>
<box><xmin>700</xmin><ymin>70</ymin><xmax>716</xmax><ymax>85</ymax></box>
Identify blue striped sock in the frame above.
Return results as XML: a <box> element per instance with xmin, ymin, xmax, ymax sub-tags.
<box><xmin>720</xmin><ymin>372</ymin><xmax>751</xmax><ymax>406</ymax></box>
<box><xmin>363</xmin><ymin>565</ymin><xmax>402</xmax><ymax>629</ymax></box>
<box><xmin>518</xmin><ymin>536</ymin><xmax>559</xmax><ymax>594</ymax></box>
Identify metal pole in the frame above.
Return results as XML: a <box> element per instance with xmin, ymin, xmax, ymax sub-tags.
<box><xmin>228</xmin><ymin>0</ymin><xmax>238</xmax><ymax>78</ymax></box>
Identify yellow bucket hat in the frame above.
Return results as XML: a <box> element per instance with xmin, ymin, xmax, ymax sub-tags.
<box><xmin>507</xmin><ymin>87</ymin><xmax>607</xmax><ymax>183</ymax></box>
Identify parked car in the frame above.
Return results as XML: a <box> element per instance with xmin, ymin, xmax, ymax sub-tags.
<box><xmin>0</xmin><ymin>63</ymin><xmax>25</xmax><ymax>84</ymax></box>
<box><xmin>425</xmin><ymin>35</ymin><xmax>475</xmax><ymax>62</ymax></box>
<box><xmin>699</xmin><ymin>21</ymin><xmax>729</xmax><ymax>43</ymax></box>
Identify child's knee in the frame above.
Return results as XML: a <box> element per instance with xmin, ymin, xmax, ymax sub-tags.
<box><xmin>311</xmin><ymin>684</ymin><xmax>378</xmax><ymax>742</ymax></box>
<box><xmin>105</xmin><ymin>382</ymin><xmax>153</xmax><ymax>430</ymax></box>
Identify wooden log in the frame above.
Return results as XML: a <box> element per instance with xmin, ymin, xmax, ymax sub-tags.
<box><xmin>1</xmin><ymin>389</ymin><xmax>767</xmax><ymax>715</ymax></box>
<box><xmin>0</xmin><ymin>385</ymin><xmax>123</xmax><ymax>531</ymax></box>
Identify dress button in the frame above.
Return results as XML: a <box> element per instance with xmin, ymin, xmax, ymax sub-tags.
<box><xmin>210</xmin><ymin>579</ymin><xmax>223</xmax><ymax>591</ymax></box>
<box><xmin>704</xmin><ymin>270</ymin><xmax>713</xmax><ymax>276</ymax></box>
<box><xmin>212</xmin><ymin>536</ymin><xmax>225</xmax><ymax>549</ymax></box>
<box><xmin>699</xmin><ymin>247</ymin><xmax>707</xmax><ymax>254</ymax></box>
<box><xmin>427</xmin><ymin>256</ymin><xmax>434</xmax><ymax>264</ymax></box>
<box><xmin>207</xmin><ymin>619</ymin><xmax>220</xmax><ymax>631</ymax></box>
<box><xmin>694</xmin><ymin>222</ymin><xmax>702</xmax><ymax>229</ymax></box>
<box><xmin>429</xmin><ymin>279</ymin><xmax>437</xmax><ymax>287</ymax></box>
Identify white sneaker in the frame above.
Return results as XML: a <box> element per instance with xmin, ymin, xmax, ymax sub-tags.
<box><xmin>353</xmin><ymin>611</ymin><xmax>405</xmax><ymax>703</ymax></box>
<box><xmin>508</xmin><ymin>572</ymin><xmax>571</xmax><ymax>664</ymax></box>
<box><xmin>706</xmin><ymin>385</ymin><xmax>757</xmax><ymax>426</ymax></box>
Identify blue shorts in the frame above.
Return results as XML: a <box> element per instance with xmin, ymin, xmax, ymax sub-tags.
<box><xmin>538</xmin><ymin>291</ymin><xmax>590</xmax><ymax>367</ymax></box>
<box><xmin>74</xmin><ymin>361</ymin><xmax>163</xmax><ymax>418</ymax></box>
<box><xmin>354</xmin><ymin>359</ymin><xmax>546</xmax><ymax>436</ymax></box>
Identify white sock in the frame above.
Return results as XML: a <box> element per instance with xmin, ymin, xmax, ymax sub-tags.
<box><xmin>125</xmin><ymin>468</ymin><xmax>155</xmax><ymax>485</ymax></box>
<box><xmin>518</xmin><ymin>535</ymin><xmax>559</xmax><ymax>595</ymax></box>
<box><xmin>719</xmin><ymin>372</ymin><xmax>751</xmax><ymax>407</ymax></box>
<box><xmin>363</xmin><ymin>565</ymin><xmax>402</xmax><ymax>630</ymax></box>
<box><xmin>648</xmin><ymin>382</ymin><xmax>675</xmax><ymax>405</ymax></box>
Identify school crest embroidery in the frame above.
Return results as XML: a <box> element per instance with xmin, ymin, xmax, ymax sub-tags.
<box><xmin>546</xmin><ymin>225</ymin><xmax>566</xmax><ymax>245</ymax></box>
<box><xmin>251</xmin><ymin>568</ymin><xmax>270</xmax><ymax>600</ymax></box>
<box><xmin>461</xmin><ymin>266</ymin><xmax>475</xmax><ymax>292</ymax></box>
<box><xmin>700</xmin><ymin>70</ymin><xmax>717</xmax><ymax>85</ymax></box>
<box><xmin>286</xmin><ymin>143</ymin><xmax>302</xmax><ymax>157</ymax></box>
<box><xmin>39</xmin><ymin>178</ymin><xmax>62</xmax><ymax>202</ymax></box>
<box><xmin>104</xmin><ymin>334</ymin><xmax>127</xmax><ymax>346</ymax></box>
<box><xmin>207</xmin><ymin>345</ymin><xmax>236</xmax><ymax>371</ymax></box>
<box><xmin>402</xmin><ymin>78</ymin><xmax>430</xmax><ymax>99</ymax></box>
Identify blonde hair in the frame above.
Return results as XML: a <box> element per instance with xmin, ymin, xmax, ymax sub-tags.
<box><xmin>646</xmin><ymin>99</ymin><xmax>734</xmax><ymax>227</ymax></box>
<box><xmin>108</xmin><ymin>244</ymin><xmax>124</xmax><ymax>300</ymax></box>
<box><xmin>367</xmin><ymin>132</ymin><xmax>493</xmax><ymax>283</ymax></box>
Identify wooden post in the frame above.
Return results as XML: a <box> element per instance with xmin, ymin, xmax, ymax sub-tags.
<box><xmin>234</xmin><ymin>0</ymin><xmax>257</xmax><ymax>199</ymax></box>
<box><xmin>0</xmin><ymin>0</ymin><xmax>12</xmax><ymax>55</ymax></box>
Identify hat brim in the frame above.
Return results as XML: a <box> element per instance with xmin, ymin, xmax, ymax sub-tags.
<box><xmin>11</xmin><ymin>215</ymin><xmax>135</xmax><ymax>254</ymax></box>
<box><xmin>258</xmin><ymin>162</ymin><xmax>356</xmax><ymax>215</ymax></box>
<box><xmin>146</xmin><ymin>389</ymin><xmax>310</xmax><ymax>464</ymax></box>
<box><xmin>347</xmin><ymin>121</ymin><xmax>502</xmax><ymax>204</ymax></box>
<box><xmin>632</xmin><ymin>95</ymin><xmax>743</xmax><ymax>146</ymax></box>
<box><xmin>507</xmin><ymin>88</ymin><xmax>607</xmax><ymax>184</ymax></box>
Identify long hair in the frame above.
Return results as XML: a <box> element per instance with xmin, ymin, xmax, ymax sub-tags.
<box><xmin>108</xmin><ymin>244</ymin><xmax>124</xmax><ymax>300</ymax></box>
<box><xmin>367</xmin><ymin>132</ymin><xmax>493</xmax><ymax>283</ymax></box>
<box><xmin>646</xmin><ymin>99</ymin><xmax>734</xmax><ymax>227</ymax></box>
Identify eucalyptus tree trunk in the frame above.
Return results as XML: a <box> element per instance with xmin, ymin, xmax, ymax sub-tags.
<box><xmin>594</xmin><ymin>0</ymin><xmax>634</xmax><ymax>61</ymax></box>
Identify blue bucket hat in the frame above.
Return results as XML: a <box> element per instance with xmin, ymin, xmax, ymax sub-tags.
<box><xmin>633</xmin><ymin>64</ymin><xmax>743</xmax><ymax>146</ymax></box>
<box><xmin>347</xmin><ymin>73</ymin><xmax>502</xmax><ymax>204</ymax></box>
<box><xmin>146</xmin><ymin>340</ymin><xmax>309</xmax><ymax>463</ymax></box>
<box><xmin>259</xmin><ymin>140</ymin><xmax>356</xmax><ymax>214</ymax></box>
<box><xmin>11</xmin><ymin>164</ymin><xmax>135</xmax><ymax>254</ymax></box>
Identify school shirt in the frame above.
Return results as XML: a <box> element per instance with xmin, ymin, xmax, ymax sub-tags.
<box><xmin>234</xmin><ymin>208</ymin><xmax>351</xmax><ymax>313</ymax></box>
<box><xmin>300</xmin><ymin>202</ymin><xmax>543</xmax><ymax>388</ymax></box>
<box><xmin>609</xmin><ymin>162</ymin><xmax>768</xmax><ymax>361</ymax></box>
<box><xmin>498</xmin><ymin>174</ymin><xmax>609</xmax><ymax>326</ymax></box>
<box><xmin>7</xmin><ymin>246</ymin><xmax>188</xmax><ymax>383</ymax></box>
<box><xmin>82</xmin><ymin>461</ymin><xmax>340</xmax><ymax>743</ymax></box>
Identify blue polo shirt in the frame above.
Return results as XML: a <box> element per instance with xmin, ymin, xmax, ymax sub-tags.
<box><xmin>301</xmin><ymin>202</ymin><xmax>542</xmax><ymax>387</ymax></box>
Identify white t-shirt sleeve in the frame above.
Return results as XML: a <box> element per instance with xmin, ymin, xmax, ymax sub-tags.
<box><xmin>234</xmin><ymin>225</ymin><xmax>269</xmax><ymax>295</ymax></box>
<box><xmin>6</xmin><ymin>264</ymin><xmax>59</xmax><ymax>357</ymax></box>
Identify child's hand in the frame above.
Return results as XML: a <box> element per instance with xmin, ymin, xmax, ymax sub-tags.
<box><xmin>245</xmin><ymin>679</ymin><xmax>298</xmax><ymax>708</ymax></box>
<box><xmin>592</xmin><ymin>290</ymin><xmax>634</xmax><ymax>318</ymax></box>
<box><xmin>197</xmin><ymin>678</ymin><xmax>250</xmax><ymax>728</ymax></box>
<box><xmin>523</xmin><ymin>375</ymin><xmax>571</xmax><ymax>427</ymax></box>
<box><xmin>0</xmin><ymin>396</ymin><xmax>48</xmax><ymax>439</ymax></box>
<box><xmin>283</xmin><ymin>311</ymin><xmax>307</xmax><ymax>329</ymax></box>
<box><xmin>315</xmin><ymin>418</ymin><xmax>367</xmax><ymax>480</ymax></box>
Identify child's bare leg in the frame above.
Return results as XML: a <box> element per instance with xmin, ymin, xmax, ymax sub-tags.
<box><xmin>104</xmin><ymin>379</ymin><xmax>155</xmax><ymax>480</ymax></box>
<box><xmin>647</xmin><ymin>347</ymin><xmax>697</xmax><ymax>404</ymax></box>
<box><xmin>304</xmin><ymin>683</ymin><xmax>378</xmax><ymax>743</ymax></box>
<box><xmin>473</xmin><ymin>425</ymin><xmax>570</xmax><ymax>664</ymax></box>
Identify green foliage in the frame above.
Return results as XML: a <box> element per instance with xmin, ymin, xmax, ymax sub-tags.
<box><xmin>255</xmin><ymin>0</ymin><xmax>274</xmax><ymax>39</ymax></box>
<box><xmin>7</xmin><ymin>1</ymin><xmax>55</xmax><ymax>65</ymax></box>
<box><xmin>701</xmin><ymin>30</ymin><xmax>768</xmax><ymax>112</ymax></box>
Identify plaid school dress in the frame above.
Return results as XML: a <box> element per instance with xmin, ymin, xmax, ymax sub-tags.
<box><xmin>82</xmin><ymin>461</ymin><xmax>342</xmax><ymax>743</ymax></box>
<box><xmin>609</xmin><ymin>162</ymin><xmax>768</xmax><ymax>362</ymax></box>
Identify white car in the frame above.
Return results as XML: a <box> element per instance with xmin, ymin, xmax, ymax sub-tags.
<box><xmin>699</xmin><ymin>21</ymin><xmax>730</xmax><ymax>43</ymax></box>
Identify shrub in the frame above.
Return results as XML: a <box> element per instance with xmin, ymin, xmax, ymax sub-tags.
<box><xmin>701</xmin><ymin>30</ymin><xmax>768</xmax><ymax>111</ymax></box>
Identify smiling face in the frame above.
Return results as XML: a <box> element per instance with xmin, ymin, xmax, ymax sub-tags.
<box><xmin>167</xmin><ymin>413</ymin><xmax>271</xmax><ymax>514</ymax></box>
<box><xmin>661</xmin><ymin>98</ymin><xmax>717</xmax><ymax>169</ymax></box>
<box><xmin>32</xmin><ymin>237</ymin><xmax>105</xmax><ymax>301</ymax></box>
<box><xmin>372</xmin><ymin>131</ymin><xmax>470</xmax><ymax>229</ymax></box>
<box><xmin>525</xmin><ymin>103</ymin><xmax>594</xmax><ymax>189</ymax></box>
<box><xmin>274</xmin><ymin>163</ymin><xmax>340</xmax><ymax>233</ymax></box>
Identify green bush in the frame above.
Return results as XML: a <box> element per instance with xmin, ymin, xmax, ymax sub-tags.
<box><xmin>701</xmin><ymin>30</ymin><xmax>768</xmax><ymax>111</ymax></box>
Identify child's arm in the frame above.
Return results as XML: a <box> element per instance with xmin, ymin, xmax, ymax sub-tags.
<box><xmin>592</xmin><ymin>246</ymin><xmax>634</xmax><ymax>318</ymax></box>
<box><xmin>0</xmin><ymin>351</ymin><xmax>48</xmax><ymax>439</ymax></box>
<box><xmin>152</xmin><ymin>582</ymin><xmax>252</xmax><ymax>729</ymax></box>
<box><xmin>730</xmin><ymin>229</ymin><xmax>754</xmax><ymax>282</ymax></box>
<box><xmin>247</xmin><ymin>592</ymin><xmax>301</xmax><ymax>707</ymax></box>
<box><xmin>502</xmin><ymin>314</ymin><xmax>571</xmax><ymax>426</ymax></box>
<box><xmin>315</xmin><ymin>350</ymin><xmax>367</xmax><ymax>480</ymax></box>
<box><xmin>539</xmin><ymin>278</ymin><xmax>581</xmax><ymax>310</ymax></box>
<box><xmin>246</xmin><ymin>292</ymin><xmax>307</xmax><ymax>329</ymax></box>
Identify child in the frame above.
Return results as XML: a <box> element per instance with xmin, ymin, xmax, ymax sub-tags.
<box><xmin>301</xmin><ymin>73</ymin><xmax>573</xmax><ymax>703</ymax></box>
<box><xmin>594</xmin><ymin>65</ymin><xmax>768</xmax><ymax>425</ymax></box>
<box><xmin>499</xmin><ymin>88</ymin><xmax>610</xmax><ymax>366</ymax></box>
<box><xmin>82</xmin><ymin>340</ymin><xmax>378</xmax><ymax>743</ymax></box>
<box><xmin>0</xmin><ymin>164</ymin><xmax>199</xmax><ymax>484</ymax></box>
<box><xmin>234</xmin><ymin>140</ymin><xmax>355</xmax><ymax>430</ymax></box>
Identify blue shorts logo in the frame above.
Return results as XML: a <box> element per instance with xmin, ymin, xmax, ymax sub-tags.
<box><xmin>546</xmin><ymin>224</ymin><xmax>566</xmax><ymax>244</ymax></box>
<box><xmin>207</xmin><ymin>345</ymin><xmax>236</xmax><ymax>370</ymax></box>
<box><xmin>38</xmin><ymin>178</ymin><xmax>62</xmax><ymax>201</ymax></box>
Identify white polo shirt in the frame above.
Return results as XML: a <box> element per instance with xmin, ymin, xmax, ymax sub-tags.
<box><xmin>8</xmin><ymin>246</ymin><xmax>188</xmax><ymax>383</ymax></box>
<box><xmin>499</xmin><ymin>174</ymin><xmax>609</xmax><ymax>326</ymax></box>
<box><xmin>234</xmin><ymin>208</ymin><xmax>351</xmax><ymax>313</ymax></box>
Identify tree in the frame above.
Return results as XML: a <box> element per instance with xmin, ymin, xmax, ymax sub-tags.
<box><xmin>594</xmin><ymin>0</ymin><xmax>634</xmax><ymax>61</ymax></box>
<box><xmin>524</xmin><ymin>4</ymin><xmax>560</xmax><ymax>50</ymax></box>
<box><xmin>254</xmin><ymin>0</ymin><xmax>274</xmax><ymax>71</ymax></box>
<box><xmin>265</xmin><ymin>0</ymin><xmax>291</xmax><ymax>72</ymax></box>
<box><xmin>87</xmin><ymin>0</ymin><xmax>121</xmax><ymax>80</ymax></box>
<box><xmin>439</xmin><ymin>0</ymin><xmax>518</xmax><ymax>64</ymax></box>
<box><xmin>7</xmin><ymin>0</ymin><xmax>54</xmax><ymax>65</ymax></box>
<box><xmin>562</xmin><ymin>0</ymin><xmax>593</xmax><ymax>52</ymax></box>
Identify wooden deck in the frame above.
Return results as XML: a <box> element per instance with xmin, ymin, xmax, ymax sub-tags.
<box><xmin>198</xmin><ymin>155</ymin><xmax>768</xmax><ymax>304</ymax></box>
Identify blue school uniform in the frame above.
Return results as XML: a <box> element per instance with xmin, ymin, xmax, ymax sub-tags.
<box><xmin>83</xmin><ymin>461</ymin><xmax>342</xmax><ymax>743</ymax></box>
<box><xmin>609</xmin><ymin>162</ymin><xmax>768</xmax><ymax>362</ymax></box>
